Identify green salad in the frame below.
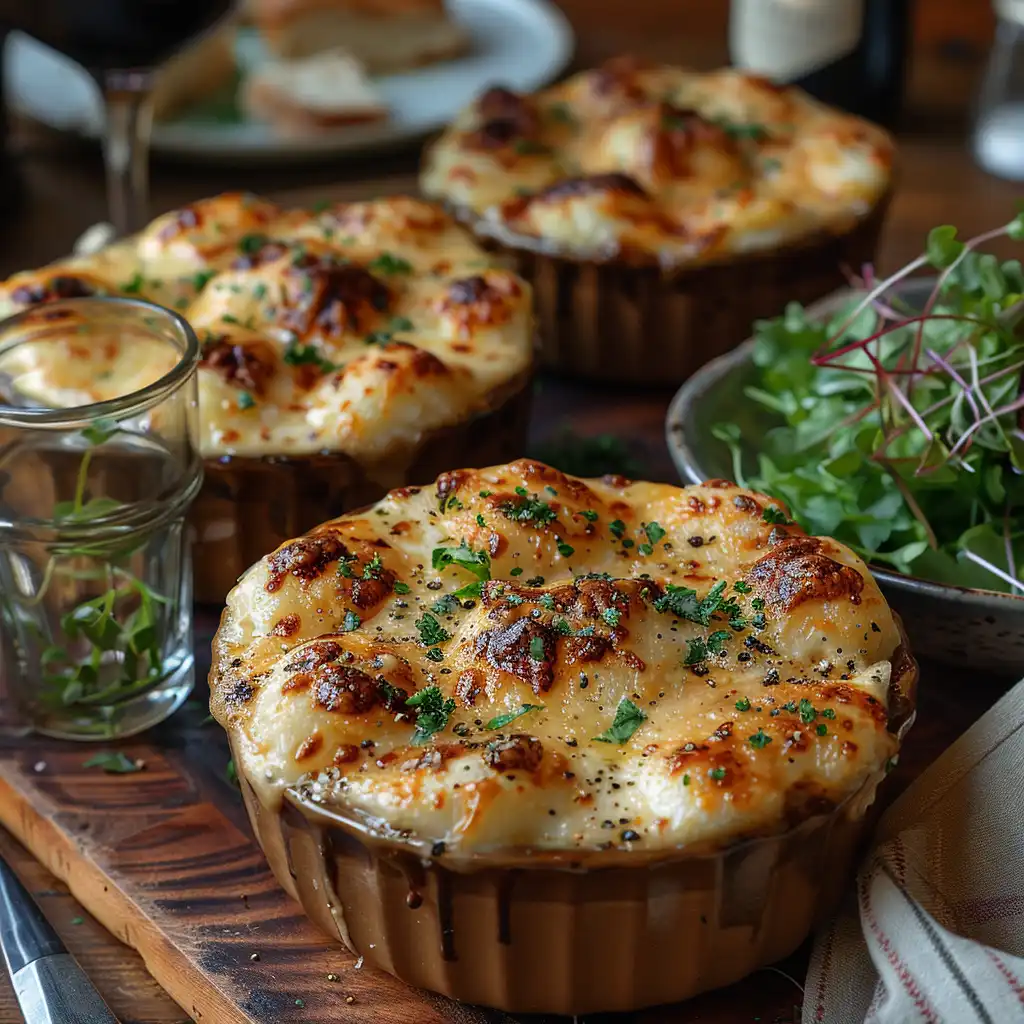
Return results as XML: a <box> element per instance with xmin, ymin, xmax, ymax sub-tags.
<box><xmin>714</xmin><ymin>212</ymin><xmax>1024</xmax><ymax>594</ymax></box>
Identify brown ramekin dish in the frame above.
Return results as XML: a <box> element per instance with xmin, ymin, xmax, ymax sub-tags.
<box><xmin>456</xmin><ymin>200</ymin><xmax>889</xmax><ymax>387</ymax></box>
<box><xmin>420</xmin><ymin>58</ymin><xmax>896</xmax><ymax>386</ymax></box>
<box><xmin>228</xmin><ymin>637</ymin><xmax>915</xmax><ymax>1016</ymax></box>
<box><xmin>191</xmin><ymin>373</ymin><xmax>531</xmax><ymax>603</ymax></box>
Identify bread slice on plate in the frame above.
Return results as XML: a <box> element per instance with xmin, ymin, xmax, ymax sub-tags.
<box><xmin>241</xmin><ymin>48</ymin><xmax>388</xmax><ymax>134</ymax></box>
<box><xmin>247</xmin><ymin>0</ymin><xmax>469</xmax><ymax>73</ymax></box>
<box><xmin>152</xmin><ymin>18</ymin><xmax>239</xmax><ymax>121</ymax></box>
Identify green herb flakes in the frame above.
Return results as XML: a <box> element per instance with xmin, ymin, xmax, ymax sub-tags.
<box><xmin>369</xmin><ymin>252</ymin><xmax>412</xmax><ymax>275</ymax></box>
<box><xmin>528</xmin><ymin>636</ymin><xmax>546</xmax><ymax>662</ymax></box>
<box><xmin>748</xmin><ymin>728</ymin><xmax>772</xmax><ymax>749</ymax></box>
<box><xmin>594</xmin><ymin>697</ymin><xmax>647</xmax><ymax>744</ymax></box>
<box><xmin>407</xmin><ymin>686</ymin><xmax>456</xmax><ymax>744</ymax></box>
<box><xmin>416</xmin><ymin>613</ymin><xmax>450</xmax><ymax>646</ymax></box>
<box><xmin>83</xmin><ymin>751</ymin><xmax>142</xmax><ymax>774</ymax></box>
<box><xmin>485</xmin><ymin>704</ymin><xmax>544</xmax><ymax>730</ymax></box>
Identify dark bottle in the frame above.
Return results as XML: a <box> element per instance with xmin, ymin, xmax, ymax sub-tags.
<box><xmin>729</xmin><ymin>0</ymin><xmax>912</xmax><ymax>126</ymax></box>
<box><xmin>0</xmin><ymin>29</ymin><xmax>23</xmax><ymax>216</ymax></box>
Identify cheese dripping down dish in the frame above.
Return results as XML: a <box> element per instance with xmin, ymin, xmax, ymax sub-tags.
<box><xmin>211</xmin><ymin>459</ymin><xmax>914</xmax><ymax>856</ymax></box>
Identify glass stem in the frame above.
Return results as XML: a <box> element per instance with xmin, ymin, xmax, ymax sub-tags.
<box><xmin>100</xmin><ymin>71</ymin><xmax>155</xmax><ymax>237</ymax></box>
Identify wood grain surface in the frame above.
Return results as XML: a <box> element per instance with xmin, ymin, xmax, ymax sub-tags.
<box><xmin>0</xmin><ymin>2</ymin><xmax>1018</xmax><ymax>1022</ymax></box>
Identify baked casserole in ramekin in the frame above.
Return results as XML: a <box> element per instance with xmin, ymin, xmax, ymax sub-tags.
<box><xmin>210</xmin><ymin>458</ymin><xmax>916</xmax><ymax>1014</ymax></box>
<box><xmin>0</xmin><ymin>193</ymin><xmax>534</xmax><ymax>602</ymax></box>
<box><xmin>420</xmin><ymin>56</ymin><xmax>894</xmax><ymax>386</ymax></box>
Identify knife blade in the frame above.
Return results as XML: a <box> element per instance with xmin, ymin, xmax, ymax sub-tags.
<box><xmin>0</xmin><ymin>846</ymin><xmax>120</xmax><ymax>1024</ymax></box>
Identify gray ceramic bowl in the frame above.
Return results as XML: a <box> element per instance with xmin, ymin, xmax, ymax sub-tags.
<box><xmin>665</xmin><ymin>282</ymin><xmax>1024</xmax><ymax>677</ymax></box>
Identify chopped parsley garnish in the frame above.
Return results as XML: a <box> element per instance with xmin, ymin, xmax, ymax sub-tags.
<box><xmin>556</xmin><ymin>539</ymin><xmax>575</xmax><ymax>558</ymax></box>
<box><xmin>644</xmin><ymin>522</ymin><xmax>666</xmax><ymax>546</ymax></box>
<box><xmin>120</xmin><ymin>272</ymin><xmax>144</xmax><ymax>294</ymax></box>
<box><xmin>237</xmin><ymin>391</ymin><xmax>255</xmax><ymax>411</ymax></box>
<box><xmin>685</xmin><ymin>630</ymin><xmax>731</xmax><ymax>665</ymax></box>
<box><xmin>513</xmin><ymin>138</ymin><xmax>550</xmax><ymax>156</ymax></box>
<box><xmin>432</xmin><ymin>541</ymin><xmax>491</xmax><ymax>598</ymax></box>
<box><xmin>609</xmin><ymin>519</ymin><xmax>626</xmax><ymax>538</ymax></box>
<box><xmin>425</xmin><ymin>648</ymin><xmax>445</xmax><ymax>663</ymax></box>
<box><xmin>431</xmin><ymin>594</ymin><xmax>458</xmax><ymax>615</ymax></box>
<box><xmin>654</xmin><ymin>580</ymin><xmax>730</xmax><ymax>625</ymax></box>
<box><xmin>715</xmin><ymin>118</ymin><xmax>769</xmax><ymax>141</ymax></box>
<box><xmin>485</xmin><ymin>704</ymin><xmax>544</xmax><ymax>730</ymax></box>
<box><xmin>365</xmin><ymin>315</ymin><xmax>415</xmax><ymax>346</ymax></box>
<box><xmin>538</xmin><ymin>593</ymin><xmax>555</xmax><ymax>610</ymax></box>
<box><xmin>751</xmin><ymin>597</ymin><xmax>766</xmax><ymax>611</ymax></box>
<box><xmin>822</xmin><ymin>708</ymin><xmax>836</xmax><ymax>719</ymax></box>
<box><xmin>733</xmin><ymin>581</ymin><xmax>752</xmax><ymax>594</ymax></box>
<box><xmin>709</xmin><ymin>766</ymin><xmax>728</xmax><ymax>780</ymax></box>
<box><xmin>393</xmin><ymin>581</ymin><xmax>411</xmax><ymax>595</ymax></box>
<box><xmin>237</xmin><ymin>232</ymin><xmax>269</xmax><ymax>255</ymax></box>
<box><xmin>283</xmin><ymin>339</ymin><xmax>337</xmax><ymax>374</ymax></box>
<box><xmin>798</xmin><ymin>698</ymin><xmax>817</xmax><ymax>724</ymax></box>
<box><xmin>602</xmin><ymin>607</ymin><xmax>622</xmax><ymax>627</ymax></box>
<box><xmin>762</xmin><ymin>506</ymin><xmax>792</xmax><ymax>525</ymax></box>
<box><xmin>748</xmin><ymin>728</ymin><xmax>772</xmax><ymax>749</ymax></box>
<box><xmin>735</xmin><ymin>697</ymin><xmax>751</xmax><ymax>712</ymax></box>
<box><xmin>476</xmin><ymin>514</ymin><xmax>486</xmax><ymax>528</ymax></box>
<box><xmin>342</xmin><ymin>610</ymin><xmax>361</xmax><ymax>631</ymax></box>
<box><xmin>546</xmin><ymin>101</ymin><xmax>576</xmax><ymax>125</ymax></box>
<box><xmin>510</xmin><ymin>567</ymin><xmax>524</xmax><ymax>576</ymax></box>
<box><xmin>580</xmin><ymin>509</ymin><xmax>599</xmax><ymax>522</ymax></box>
<box><xmin>528</xmin><ymin>636</ymin><xmax>546</xmax><ymax>662</ymax></box>
<box><xmin>525</xmin><ymin>575</ymin><xmax>545</xmax><ymax>587</ymax></box>
<box><xmin>594</xmin><ymin>697</ymin><xmax>647</xmax><ymax>744</ymax></box>
<box><xmin>415</xmin><ymin>613</ymin><xmax>450</xmax><ymax>646</ymax></box>
<box><xmin>191</xmin><ymin>268</ymin><xmax>217</xmax><ymax>291</ymax></box>
<box><xmin>479</xmin><ymin>490</ymin><xmax>493</xmax><ymax>498</ymax></box>
<box><xmin>501</xmin><ymin>488</ymin><xmax>558</xmax><ymax>527</ymax></box>
<box><xmin>816</xmin><ymin>723</ymin><xmax>829</xmax><ymax>736</ymax></box>
<box><xmin>407</xmin><ymin>686</ymin><xmax>456</xmax><ymax>744</ymax></box>
<box><xmin>369</xmin><ymin>252</ymin><xmax>412</xmax><ymax>275</ymax></box>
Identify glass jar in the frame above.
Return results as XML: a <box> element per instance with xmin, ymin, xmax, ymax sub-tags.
<box><xmin>972</xmin><ymin>0</ymin><xmax>1024</xmax><ymax>181</ymax></box>
<box><xmin>0</xmin><ymin>297</ymin><xmax>202</xmax><ymax>740</ymax></box>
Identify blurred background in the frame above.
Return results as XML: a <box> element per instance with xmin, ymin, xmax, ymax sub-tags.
<box><xmin>0</xmin><ymin>0</ymin><xmax>1014</xmax><ymax>272</ymax></box>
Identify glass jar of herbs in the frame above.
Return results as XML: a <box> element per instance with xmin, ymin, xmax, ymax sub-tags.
<box><xmin>0</xmin><ymin>297</ymin><xmax>202</xmax><ymax>739</ymax></box>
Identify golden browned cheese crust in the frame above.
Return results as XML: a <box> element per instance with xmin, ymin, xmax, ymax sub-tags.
<box><xmin>211</xmin><ymin>461</ymin><xmax>907</xmax><ymax>855</ymax></box>
<box><xmin>0</xmin><ymin>193</ymin><xmax>533</xmax><ymax>461</ymax></box>
<box><xmin>420</xmin><ymin>57</ymin><xmax>894</xmax><ymax>266</ymax></box>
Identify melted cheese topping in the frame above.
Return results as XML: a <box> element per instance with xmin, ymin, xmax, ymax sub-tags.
<box><xmin>211</xmin><ymin>460</ymin><xmax>910</xmax><ymax>856</ymax></box>
<box><xmin>0</xmin><ymin>193</ymin><xmax>533</xmax><ymax>460</ymax></box>
<box><xmin>420</xmin><ymin>58</ymin><xmax>894</xmax><ymax>266</ymax></box>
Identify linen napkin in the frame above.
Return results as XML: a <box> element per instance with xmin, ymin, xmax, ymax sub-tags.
<box><xmin>804</xmin><ymin>680</ymin><xmax>1024</xmax><ymax>1023</ymax></box>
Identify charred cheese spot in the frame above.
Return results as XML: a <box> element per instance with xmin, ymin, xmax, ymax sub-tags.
<box><xmin>266</xmin><ymin>533</ymin><xmax>349</xmax><ymax>591</ymax></box>
<box><xmin>436</xmin><ymin>272</ymin><xmax>522</xmax><ymax>334</ymax></box>
<box><xmin>311</xmin><ymin>664</ymin><xmax>380</xmax><ymax>714</ymax></box>
<box><xmin>748</xmin><ymin>537</ymin><xmax>865</xmax><ymax>611</ymax></box>
<box><xmin>280</xmin><ymin>258</ymin><xmax>391</xmax><ymax>338</ymax></box>
<box><xmin>484</xmin><ymin>734</ymin><xmax>544</xmax><ymax>773</ymax></box>
<box><xmin>474</xmin><ymin>618</ymin><xmax>558</xmax><ymax>694</ymax></box>
<box><xmin>8</xmin><ymin>273</ymin><xmax>103</xmax><ymax>306</ymax></box>
<box><xmin>200</xmin><ymin>334</ymin><xmax>277</xmax><ymax>395</ymax></box>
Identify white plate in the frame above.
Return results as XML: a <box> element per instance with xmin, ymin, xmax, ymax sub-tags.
<box><xmin>5</xmin><ymin>0</ymin><xmax>574</xmax><ymax>165</ymax></box>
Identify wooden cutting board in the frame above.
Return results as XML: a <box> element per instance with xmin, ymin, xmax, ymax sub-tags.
<box><xmin>0</xmin><ymin>605</ymin><xmax>1004</xmax><ymax>1024</ymax></box>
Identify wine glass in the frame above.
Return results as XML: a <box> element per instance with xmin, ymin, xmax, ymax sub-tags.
<box><xmin>1</xmin><ymin>0</ymin><xmax>234</xmax><ymax>234</ymax></box>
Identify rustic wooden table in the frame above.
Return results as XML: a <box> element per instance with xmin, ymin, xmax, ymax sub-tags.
<box><xmin>0</xmin><ymin>3</ymin><xmax>1020</xmax><ymax>1022</ymax></box>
